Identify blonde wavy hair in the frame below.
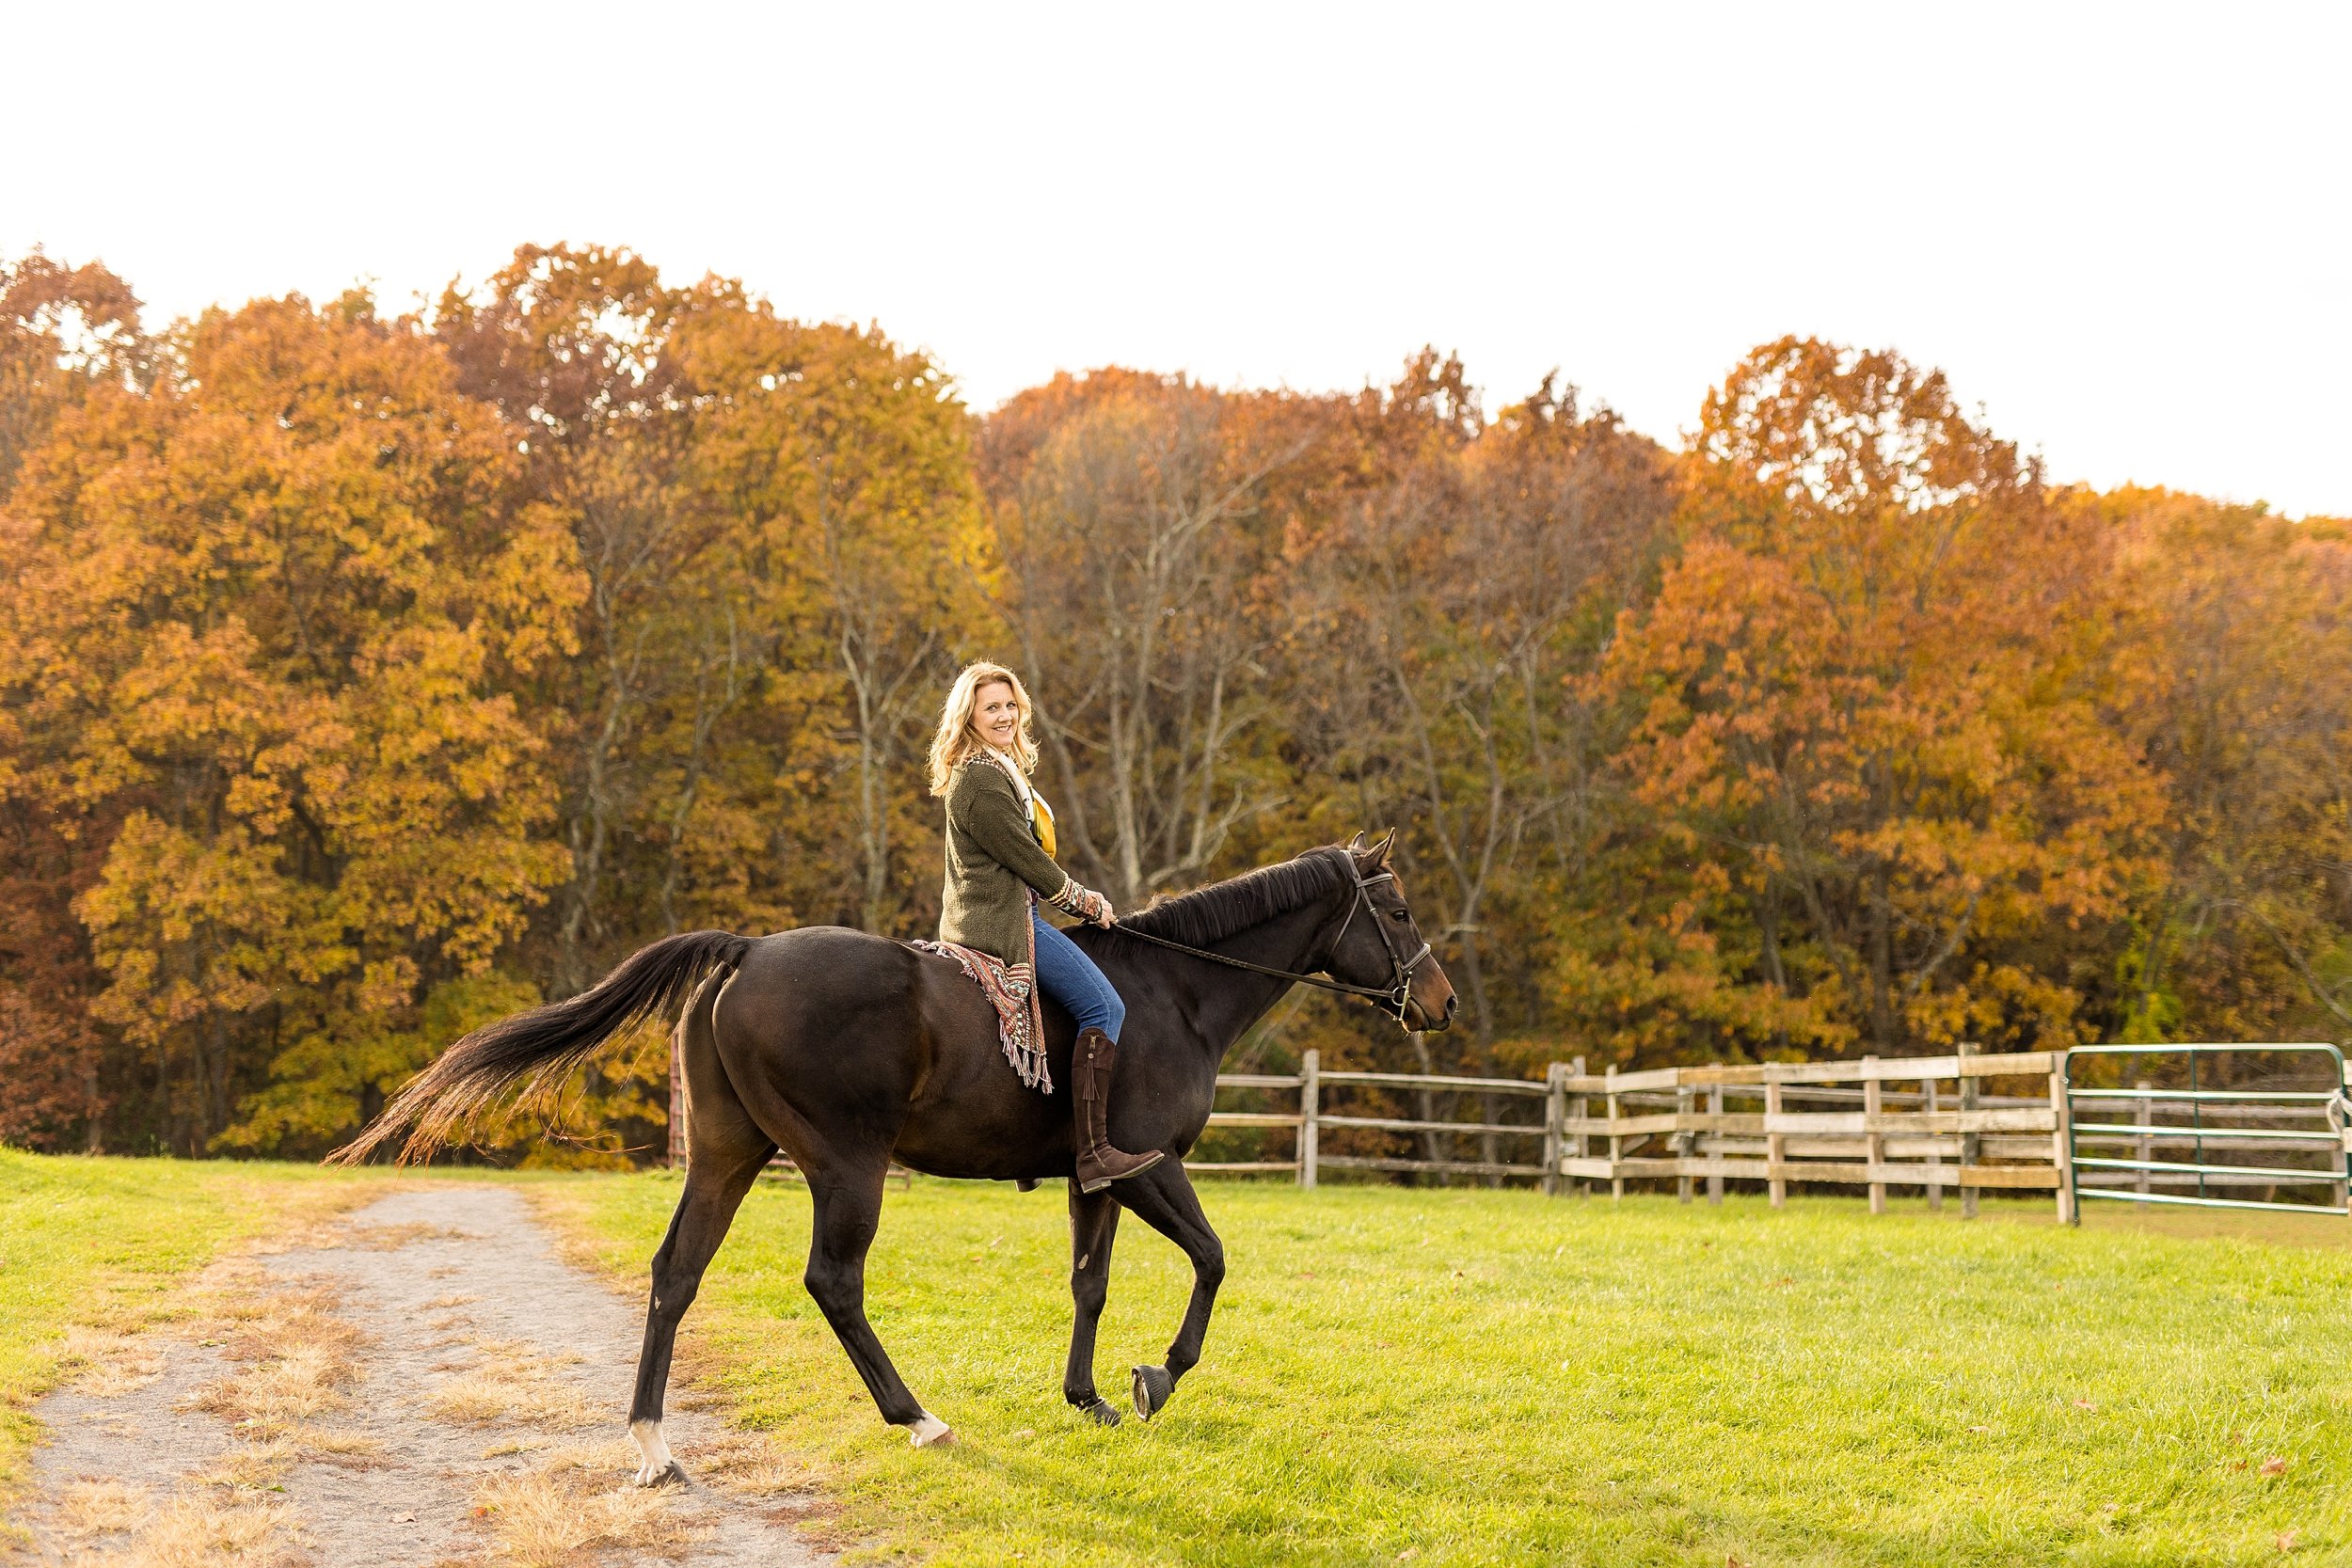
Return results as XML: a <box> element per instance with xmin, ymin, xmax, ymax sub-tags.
<box><xmin>928</xmin><ymin>661</ymin><xmax>1040</xmax><ymax>797</ymax></box>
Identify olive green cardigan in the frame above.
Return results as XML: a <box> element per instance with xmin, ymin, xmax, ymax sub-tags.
<box><xmin>939</xmin><ymin>756</ymin><xmax>1084</xmax><ymax>965</ymax></box>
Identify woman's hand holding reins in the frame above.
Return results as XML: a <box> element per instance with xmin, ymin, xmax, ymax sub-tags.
<box><xmin>1050</xmin><ymin>877</ymin><xmax>1116</xmax><ymax>927</ymax></box>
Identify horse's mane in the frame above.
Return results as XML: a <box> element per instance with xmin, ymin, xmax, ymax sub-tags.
<box><xmin>1112</xmin><ymin>847</ymin><xmax>1354</xmax><ymax>948</ymax></box>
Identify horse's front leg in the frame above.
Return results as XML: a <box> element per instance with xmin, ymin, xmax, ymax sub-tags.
<box><xmin>1063</xmin><ymin>1183</ymin><xmax>1123</xmax><ymax>1425</ymax></box>
<box><xmin>1109</xmin><ymin>1160</ymin><xmax>1224</xmax><ymax>1420</ymax></box>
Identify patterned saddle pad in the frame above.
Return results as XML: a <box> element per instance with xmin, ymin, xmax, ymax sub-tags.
<box><xmin>906</xmin><ymin>940</ymin><xmax>1051</xmax><ymax>1094</ymax></box>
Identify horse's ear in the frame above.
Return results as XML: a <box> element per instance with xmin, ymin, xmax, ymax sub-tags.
<box><xmin>1367</xmin><ymin>829</ymin><xmax>1397</xmax><ymax>865</ymax></box>
<box><xmin>1347</xmin><ymin>831</ymin><xmax>1367</xmax><ymax>853</ymax></box>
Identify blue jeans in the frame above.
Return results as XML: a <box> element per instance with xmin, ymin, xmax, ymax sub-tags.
<box><xmin>1033</xmin><ymin>909</ymin><xmax>1125</xmax><ymax>1042</ymax></box>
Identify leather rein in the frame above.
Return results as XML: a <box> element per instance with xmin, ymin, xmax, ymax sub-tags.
<box><xmin>1099</xmin><ymin>864</ymin><xmax>1434</xmax><ymax>1029</ymax></box>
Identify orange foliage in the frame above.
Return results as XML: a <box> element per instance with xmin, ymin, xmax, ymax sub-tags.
<box><xmin>1582</xmin><ymin>339</ymin><xmax>2167</xmax><ymax>1060</ymax></box>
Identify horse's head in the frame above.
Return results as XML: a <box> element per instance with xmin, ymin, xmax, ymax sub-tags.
<box><xmin>1327</xmin><ymin>832</ymin><xmax>1457</xmax><ymax>1032</ymax></box>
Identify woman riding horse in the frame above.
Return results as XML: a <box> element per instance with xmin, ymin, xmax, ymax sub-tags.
<box><xmin>927</xmin><ymin>661</ymin><xmax>1161</xmax><ymax>1192</ymax></box>
<box><xmin>330</xmin><ymin>679</ymin><xmax>1458</xmax><ymax>1469</ymax></box>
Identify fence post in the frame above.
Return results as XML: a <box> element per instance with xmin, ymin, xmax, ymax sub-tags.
<box><xmin>1958</xmin><ymin>1042</ymin><xmax>1979</xmax><ymax>1220</ymax></box>
<box><xmin>1677</xmin><ymin>1081</ymin><xmax>1696</xmax><ymax>1204</ymax></box>
<box><xmin>2050</xmin><ymin>1059</ymin><xmax>2075</xmax><ymax>1225</ymax></box>
<box><xmin>1923</xmin><ymin>1076</ymin><xmax>1943</xmax><ymax>1213</ymax></box>
<box><xmin>1298</xmin><ymin>1049</ymin><xmax>1320</xmax><ymax>1191</ymax></box>
<box><xmin>1864</xmin><ymin>1056</ymin><xmax>1885</xmax><ymax>1214</ymax></box>
<box><xmin>1766</xmin><ymin>1075</ymin><xmax>1787</xmax><ymax>1209</ymax></box>
<box><xmin>1707</xmin><ymin>1083</ymin><xmax>1724</xmax><ymax>1206</ymax></box>
<box><xmin>1542</xmin><ymin>1062</ymin><xmax>1567</xmax><ymax>1197</ymax></box>
<box><xmin>1606</xmin><ymin>1067</ymin><xmax>1625</xmax><ymax>1201</ymax></box>
<box><xmin>2134</xmin><ymin>1079</ymin><xmax>2152</xmax><ymax>1196</ymax></box>
<box><xmin>1569</xmin><ymin>1055</ymin><xmax>1588</xmax><ymax>1197</ymax></box>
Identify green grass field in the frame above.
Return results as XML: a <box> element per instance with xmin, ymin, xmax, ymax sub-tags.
<box><xmin>4</xmin><ymin>1153</ymin><xmax>2344</xmax><ymax>1564</ymax></box>
<box><xmin>0</xmin><ymin>1150</ymin><xmax>369</xmax><ymax>1499</ymax></box>
<box><xmin>543</xmin><ymin>1175</ymin><xmax>2352</xmax><ymax>1568</ymax></box>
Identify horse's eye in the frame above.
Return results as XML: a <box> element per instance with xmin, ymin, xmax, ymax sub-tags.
<box><xmin>1388</xmin><ymin>908</ymin><xmax>1409</xmax><ymax>922</ymax></box>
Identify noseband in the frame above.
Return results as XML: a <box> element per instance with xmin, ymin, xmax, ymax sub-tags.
<box><xmin>1106</xmin><ymin>861</ymin><xmax>1434</xmax><ymax>1029</ymax></box>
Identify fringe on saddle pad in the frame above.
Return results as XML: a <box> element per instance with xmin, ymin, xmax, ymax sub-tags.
<box><xmin>906</xmin><ymin>940</ymin><xmax>1051</xmax><ymax>1094</ymax></box>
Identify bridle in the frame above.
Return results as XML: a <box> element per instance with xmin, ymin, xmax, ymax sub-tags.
<box><xmin>1105</xmin><ymin>857</ymin><xmax>1435</xmax><ymax>1030</ymax></box>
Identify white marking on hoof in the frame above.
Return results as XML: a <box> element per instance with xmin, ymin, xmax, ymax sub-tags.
<box><xmin>907</xmin><ymin>1411</ymin><xmax>955</xmax><ymax>1448</ymax></box>
<box><xmin>629</xmin><ymin>1418</ymin><xmax>684</xmax><ymax>1486</ymax></box>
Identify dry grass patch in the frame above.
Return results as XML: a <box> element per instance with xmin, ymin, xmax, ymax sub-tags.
<box><xmin>241</xmin><ymin>1210</ymin><xmax>475</xmax><ymax>1258</ymax></box>
<box><xmin>690</xmin><ymin>1431</ymin><xmax>816</xmax><ymax>1499</ymax></box>
<box><xmin>56</xmin><ymin>1326</ymin><xmax>166</xmax><ymax>1398</ymax></box>
<box><xmin>53</xmin><ymin>1478</ymin><xmax>153</xmax><ymax>1539</ymax></box>
<box><xmin>78</xmin><ymin>1491</ymin><xmax>298</xmax><ymax>1568</ymax></box>
<box><xmin>427</xmin><ymin>1340</ymin><xmax>598</xmax><ymax>1433</ymax></box>
<box><xmin>464</xmin><ymin>1442</ymin><xmax>702</xmax><ymax>1568</ymax></box>
<box><xmin>173</xmin><ymin>1264</ymin><xmax>383</xmax><ymax>1490</ymax></box>
<box><xmin>340</xmin><ymin>1221</ymin><xmax>478</xmax><ymax>1251</ymax></box>
<box><xmin>298</xmin><ymin>1429</ymin><xmax>386</xmax><ymax>1469</ymax></box>
<box><xmin>428</xmin><ymin>1373</ymin><xmax>600</xmax><ymax>1433</ymax></box>
<box><xmin>186</xmin><ymin>1441</ymin><xmax>294</xmax><ymax>1495</ymax></box>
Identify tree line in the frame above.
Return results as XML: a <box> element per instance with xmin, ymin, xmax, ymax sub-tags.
<box><xmin>2</xmin><ymin>244</ymin><xmax>2344</xmax><ymax>1161</ymax></box>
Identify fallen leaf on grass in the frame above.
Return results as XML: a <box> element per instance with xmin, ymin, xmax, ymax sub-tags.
<box><xmin>2263</xmin><ymin>1456</ymin><xmax>2289</xmax><ymax>1477</ymax></box>
<box><xmin>1967</xmin><ymin>1425</ymin><xmax>1994</xmax><ymax>1434</ymax></box>
<box><xmin>1767</xmin><ymin>1276</ymin><xmax>1794</xmax><ymax>1290</ymax></box>
<box><xmin>2072</xmin><ymin>1400</ymin><xmax>2097</xmax><ymax>1411</ymax></box>
<box><xmin>2278</xmin><ymin>1528</ymin><xmax>2299</xmax><ymax>1552</ymax></box>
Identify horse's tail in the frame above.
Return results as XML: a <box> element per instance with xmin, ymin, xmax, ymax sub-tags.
<box><xmin>328</xmin><ymin>929</ymin><xmax>754</xmax><ymax>1166</ymax></box>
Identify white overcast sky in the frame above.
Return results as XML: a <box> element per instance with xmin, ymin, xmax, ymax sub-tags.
<box><xmin>7</xmin><ymin>2</ymin><xmax>2346</xmax><ymax>515</ymax></box>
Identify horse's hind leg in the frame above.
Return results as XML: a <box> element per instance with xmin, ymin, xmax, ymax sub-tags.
<box><xmin>802</xmin><ymin>1164</ymin><xmax>947</xmax><ymax>1445</ymax></box>
<box><xmin>1109</xmin><ymin>1161</ymin><xmax>1225</xmax><ymax>1421</ymax></box>
<box><xmin>1062</xmin><ymin>1184</ymin><xmax>1123</xmax><ymax>1426</ymax></box>
<box><xmin>628</xmin><ymin>976</ymin><xmax>775</xmax><ymax>1487</ymax></box>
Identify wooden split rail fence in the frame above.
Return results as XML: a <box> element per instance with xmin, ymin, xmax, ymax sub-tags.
<box><xmin>674</xmin><ymin>1031</ymin><xmax>2339</xmax><ymax>1222</ymax></box>
<box><xmin>1201</xmin><ymin>1044</ymin><xmax>2078</xmax><ymax>1218</ymax></box>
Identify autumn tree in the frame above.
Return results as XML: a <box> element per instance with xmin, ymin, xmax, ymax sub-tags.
<box><xmin>2106</xmin><ymin>489</ymin><xmax>2352</xmax><ymax>1041</ymax></box>
<box><xmin>980</xmin><ymin>371</ymin><xmax>1307</xmax><ymax>909</ymax></box>
<box><xmin>1586</xmin><ymin>339</ymin><xmax>2165</xmax><ymax>1061</ymax></box>
<box><xmin>0</xmin><ymin>252</ymin><xmax>151</xmax><ymax>1148</ymax></box>
<box><xmin>0</xmin><ymin>293</ymin><xmax>580</xmax><ymax>1153</ymax></box>
<box><xmin>1291</xmin><ymin>355</ymin><xmax>1674</xmax><ymax>1067</ymax></box>
<box><xmin>434</xmin><ymin>245</ymin><xmax>720</xmax><ymax>997</ymax></box>
<box><xmin>679</xmin><ymin>304</ymin><xmax>988</xmax><ymax>934</ymax></box>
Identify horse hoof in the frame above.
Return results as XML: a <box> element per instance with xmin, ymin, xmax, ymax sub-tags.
<box><xmin>1080</xmin><ymin>1397</ymin><xmax>1121</xmax><ymax>1428</ymax></box>
<box><xmin>1131</xmin><ymin>1365</ymin><xmax>1173</xmax><ymax>1421</ymax></box>
<box><xmin>632</xmin><ymin>1459</ymin><xmax>686</xmax><ymax>1489</ymax></box>
<box><xmin>908</xmin><ymin>1412</ymin><xmax>956</xmax><ymax>1448</ymax></box>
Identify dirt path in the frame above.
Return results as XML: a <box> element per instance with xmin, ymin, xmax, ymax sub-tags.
<box><xmin>6</xmin><ymin>1185</ymin><xmax>840</xmax><ymax>1566</ymax></box>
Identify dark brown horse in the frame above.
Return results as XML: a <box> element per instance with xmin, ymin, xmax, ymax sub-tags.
<box><xmin>334</xmin><ymin>835</ymin><xmax>1454</xmax><ymax>1482</ymax></box>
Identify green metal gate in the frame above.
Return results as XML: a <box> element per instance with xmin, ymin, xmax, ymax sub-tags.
<box><xmin>2064</xmin><ymin>1043</ymin><xmax>2350</xmax><ymax>1222</ymax></box>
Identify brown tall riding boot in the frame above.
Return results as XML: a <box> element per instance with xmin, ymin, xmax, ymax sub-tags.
<box><xmin>1073</xmin><ymin>1028</ymin><xmax>1164</xmax><ymax>1194</ymax></box>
